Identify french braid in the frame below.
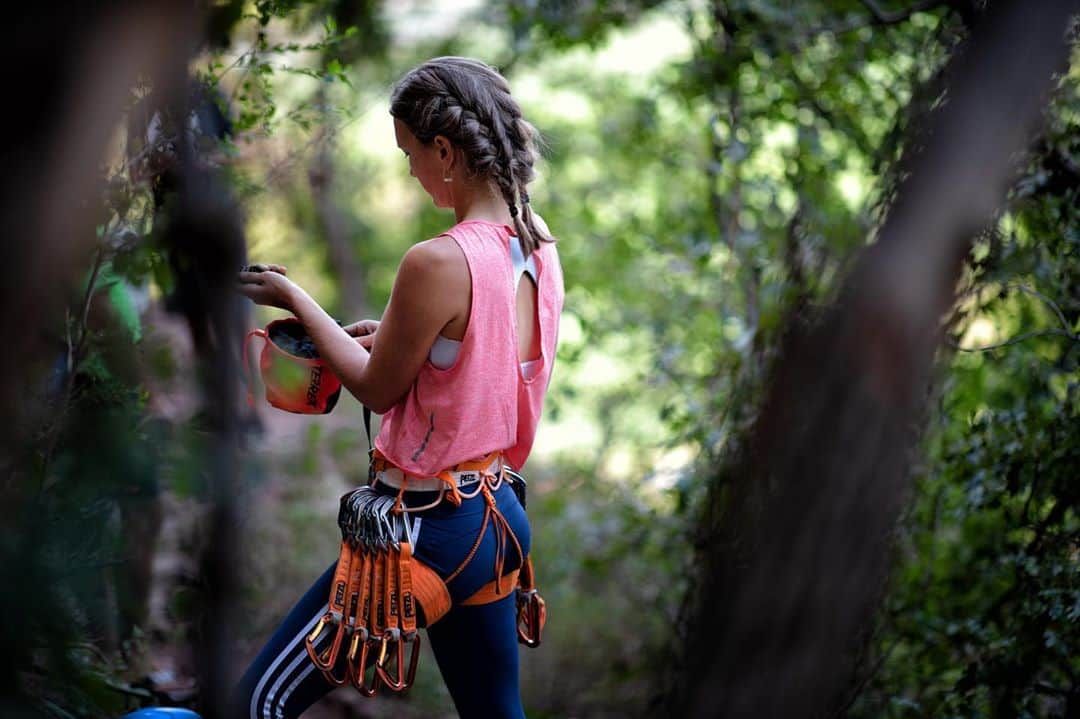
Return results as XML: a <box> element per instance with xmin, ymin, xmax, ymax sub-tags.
<box><xmin>390</xmin><ymin>57</ymin><xmax>552</xmax><ymax>255</ymax></box>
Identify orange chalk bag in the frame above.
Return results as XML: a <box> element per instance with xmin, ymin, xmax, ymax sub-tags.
<box><xmin>243</xmin><ymin>317</ymin><xmax>342</xmax><ymax>414</ymax></box>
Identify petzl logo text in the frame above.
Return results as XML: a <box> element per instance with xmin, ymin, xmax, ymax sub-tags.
<box><xmin>307</xmin><ymin>366</ymin><xmax>323</xmax><ymax>407</ymax></box>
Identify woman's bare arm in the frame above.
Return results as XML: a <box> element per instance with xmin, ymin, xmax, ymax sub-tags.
<box><xmin>239</xmin><ymin>236</ymin><xmax>469</xmax><ymax>413</ymax></box>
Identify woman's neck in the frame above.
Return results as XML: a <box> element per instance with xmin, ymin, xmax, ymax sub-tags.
<box><xmin>453</xmin><ymin>179</ymin><xmax>514</xmax><ymax>226</ymax></box>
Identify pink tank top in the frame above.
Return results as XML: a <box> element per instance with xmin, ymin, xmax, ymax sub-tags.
<box><xmin>375</xmin><ymin>219</ymin><xmax>565</xmax><ymax>475</ymax></box>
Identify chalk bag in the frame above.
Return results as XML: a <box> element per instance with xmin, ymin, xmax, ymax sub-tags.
<box><xmin>243</xmin><ymin>317</ymin><xmax>342</xmax><ymax>414</ymax></box>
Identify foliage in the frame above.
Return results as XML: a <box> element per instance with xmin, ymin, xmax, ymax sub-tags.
<box><xmin>849</xmin><ymin>78</ymin><xmax>1080</xmax><ymax>716</ymax></box>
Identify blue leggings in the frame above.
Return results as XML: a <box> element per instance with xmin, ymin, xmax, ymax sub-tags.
<box><xmin>232</xmin><ymin>480</ymin><xmax>530</xmax><ymax>719</ymax></box>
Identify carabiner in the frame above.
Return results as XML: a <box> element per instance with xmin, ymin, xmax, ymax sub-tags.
<box><xmin>516</xmin><ymin>590</ymin><xmax>545</xmax><ymax>648</ymax></box>
<box><xmin>358</xmin><ymin>637</ymin><xmax>384</xmax><ymax>697</ymax></box>
<box><xmin>319</xmin><ymin>626</ymin><xmax>351</xmax><ymax>686</ymax></box>
<box><xmin>305</xmin><ymin>612</ymin><xmax>348</xmax><ymax>670</ymax></box>
<box><xmin>304</xmin><ymin>615</ymin><xmax>335</xmax><ymax>666</ymax></box>
<box><xmin>403</xmin><ymin>632</ymin><xmax>422</xmax><ymax>688</ymax></box>
<box><xmin>347</xmin><ymin>629</ymin><xmax>378</xmax><ymax>697</ymax></box>
<box><xmin>375</xmin><ymin>631</ymin><xmax>421</xmax><ymax>692</ymax></box>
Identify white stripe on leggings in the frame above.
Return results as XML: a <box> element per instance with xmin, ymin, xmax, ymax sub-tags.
<box><xmin>250</xmin><ymin>608</ymin><xmax>324</xmax><ymax>719</ymax></box>
<box><xmin>264</xmin><ymin>635</ymin><xmax>324</xmax><ymax>719</ymax></box>
<box><xmin>275</xmin><ymin>662</ymin><xmax>319</xmax><ymax>719</ymax></box>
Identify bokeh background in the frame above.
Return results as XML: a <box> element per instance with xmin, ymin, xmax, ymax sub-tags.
<box><xmin>1</xmin><ymin>1</ymin><xmax>1077</xmax><ymax>718</ymax></box>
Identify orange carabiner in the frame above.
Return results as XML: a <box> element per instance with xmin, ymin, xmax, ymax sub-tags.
<box><xmin>304</xmin><ymin>614</ymin><xmax>338</xmax><ymax>669</ymax></box>
<box><xmin>516</xmin><ymin>589</ymin><xmax>546</xmax><ymax>648</ymax></box>
<box><xmin>403</xmin><ymin>633</ymin><xmax>422</xmax><ymax>689</ymax></box>
<box><xmin>306</xmin><ymin>616</ymin><xmax>348</xmax><ymax>672</ymax></box>
<box><xmin>319</xmin><ymin>627</ymin><xmax>351</xmax><ymax>686</ymax></box>
<box><xmin>347</xmin><ymin>629</ymin><xmax>379</xmax><ymax>697</ymax></box>
<box><xmin>304</xmin><ymin>614</ymin><xmax>332</xmax><ymax>664</ymax></box>
<box><xmin>373</xmin><ymin>630</ymin><xmax>419</xmax><ymax>690</ymax></box>
<box><xmin>374</xmin><ymin>631</ymin><xmax>406</xmax><ymax>691</ymax></box>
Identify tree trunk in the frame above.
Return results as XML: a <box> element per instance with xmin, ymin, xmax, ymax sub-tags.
<box><xmin>676</xmin><ymin>2</ymin><xmax>1079</xmax><ymax>717</ymax></box>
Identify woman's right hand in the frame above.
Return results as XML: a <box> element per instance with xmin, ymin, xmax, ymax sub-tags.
<box><xmin>342</xmin><ymin>319</ymin><xmax>380</xmax><ymax>350</ymax></box>
<box><xmin>237</xmin><ymin>264</ymin><xmax>298</xmax><ymax>312</ymax></box>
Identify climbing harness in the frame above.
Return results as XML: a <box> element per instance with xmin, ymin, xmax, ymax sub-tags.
<box><xmin>303</xmin><ymin>409</ymin><xmax>546</xmax><ymax>696</ymax></box>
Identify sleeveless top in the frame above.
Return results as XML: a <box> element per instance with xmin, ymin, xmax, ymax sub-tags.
<box><xmin>428</xmin><ymin>233</ymin><xmax>539</xmax><ymax>376</ymax></box>
<box><xmin>375</xmin><ymin>219</ymin><xmax>565</xmax><ymax>476</ymax></box>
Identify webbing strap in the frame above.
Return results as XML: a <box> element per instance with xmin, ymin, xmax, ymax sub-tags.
<box><xmin>399</xmin><ymin>542</ymin><xmax>417</xmax><ymax>635</ymax></box>
<box><xmin>363</xmin><ymin>406</ymin><xmax>373</xmax><ymax>450</ymax></box>
<box><xmin>345</xmin><ymin>545</ymin><xmax>365</xmax><ymax>629</ymax></box>
<box><xmin>360</xmin><ymin>550</ymin><xmax>374</xmax><ymax>636</ymax></box>
<box><xmin>519</xmin><ymin>555</ymin><xmax>536</xmax><ymax>591</ymax></box>
<box><xmin>355</xmin><ymin>550</ymin><xmax>371</xmax><ymax>634</ymax></box>
<box><xmin>328</xmin><ymin>540</ymin><xmax>352</xmax><ymax>617</ymax></box>
<box><xmin>409</xmin><ymin>557</ymin><xmax>451</xmax><ymax>624</ymax></box>
<box><xmin>345</xmin><ymin>548</ymin><xmax>371</xmax><ymax>680</ymax></box>
<box><xmin>371</xmin><ymin>547</ymin><xmax>385</xmax><ymax>636</ymax></box>
<box><xmin>364</xmin><ymin>406</ymin><xmax>375</xmax><ymax>485</ymax></box>
<box><xmin>384</xmin><ymin>549</ymin><xmax>397</xmax><ymax>634</ymax></box>
<box><xmin>461</xmin><ymin>568</ymin><xmax>520</xmax><ymax>606</ymax></box>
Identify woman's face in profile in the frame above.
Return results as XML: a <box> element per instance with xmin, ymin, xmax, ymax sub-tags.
<box><xmin>394</xmin><ymin>117</ymin><xmax>452</xmax><ymax>209</ymax></box>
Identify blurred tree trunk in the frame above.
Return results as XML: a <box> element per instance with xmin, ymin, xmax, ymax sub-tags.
<box><xmin>309</xmin><ymin>105</ymin><xmax>370</xmax><ymax>320</ymax></box>
<box><xmin>0</xmin><ymin>2</ymin><xmax>200</xmax><ymax>717</ymax></box>
<box><xmin>0</xmin><ymin>4</ymin><xmax>251</xmax><ymax>717</ymax></box>
<box><xmin>0</xmin><ymin>1</ymin><xmax>193</xmax><ymax>451</ymax></box>
<box><xmin>673</xmin><ymin>1</ymin><xmax>1079</xmax><ymax>717</ymax></box>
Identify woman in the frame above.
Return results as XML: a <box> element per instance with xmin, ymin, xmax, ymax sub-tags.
<box><xmin>233</xmin><ymin>57</ymin><xmax>564</xmax><ymax>719</ymax></box>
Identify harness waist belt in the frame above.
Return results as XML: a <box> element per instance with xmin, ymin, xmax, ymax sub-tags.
<box><xmin>373</xmin><ymin>456</ymin><xmax>504</xmax><ymax>492</ymax></box>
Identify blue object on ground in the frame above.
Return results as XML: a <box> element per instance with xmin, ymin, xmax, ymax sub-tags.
<box><xmin>121</xmin><ymin>710</ymin><xmax>202</xmax><ymax>719</ymax></box>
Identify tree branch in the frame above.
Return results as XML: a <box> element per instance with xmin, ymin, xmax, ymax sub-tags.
<box><xmin>949</xmin><ymin>282</ymin><xmax>1079</xmax><ymax>351</ymax></box>
<box><xmin>1011</xmin><ymin>283</ymin><xmax>1074</xmax><ymax>334</ymax></box>
<box><xmin>803</xmin><ymin>0</ymin><xmax>951</xmax><ymax>37</ymax></box>
<box><xmin>948</xmin><ymin>328</ymin><xmax>1076</xmax><ymax>352</ymax></box>
<box><xmin>860</xmin><ymin>0</ymin><xmax>946</xmax><ymax>25</ymax></box>
<box><xmin>42</xmin><ymin>243</ymin><xmax>108</xmax><ymax>489</ymax></box>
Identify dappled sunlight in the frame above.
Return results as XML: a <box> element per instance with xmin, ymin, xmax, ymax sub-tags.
<box><xmin>958</xmin><ymin>316</ymin><xmax>1000</xmax><ymax>350</ymax></box>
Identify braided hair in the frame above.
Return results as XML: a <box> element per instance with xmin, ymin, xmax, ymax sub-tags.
<box><xmin>389</xmin><ymin>57</ymin><xmax>553</xmax><ymax>256</ymax></box>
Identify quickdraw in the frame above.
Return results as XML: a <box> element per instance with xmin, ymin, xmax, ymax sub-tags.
<box><xmin>305</xmin><ymin>487</ymin><xmax>424</xmax><ymax>694</ymax></box>
<box><xmin>304</xmin><ymin>410</ymin><xmax>546</xmax><ymax>696</ymax></box>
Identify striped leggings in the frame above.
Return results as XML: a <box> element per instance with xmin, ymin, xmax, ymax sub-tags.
<box><xmin>231</xmin><ymin>480</ymin><xmax>530</xmax><ymax>719</ymax></box>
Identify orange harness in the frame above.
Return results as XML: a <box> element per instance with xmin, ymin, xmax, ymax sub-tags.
<box><xmin>304</xmin><ymin>440</ymin><xmax>546</xmax><ymax>696</ymax></box>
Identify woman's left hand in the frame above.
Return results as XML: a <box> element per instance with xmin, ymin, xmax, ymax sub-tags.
<box><xmin>237</xmin><ymin>266</ymin><xmax>300</xmax><ymax>311</ymax></box>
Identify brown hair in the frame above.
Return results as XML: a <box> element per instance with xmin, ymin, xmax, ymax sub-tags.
<box><xmin>389</xmin><ymin>56</ymin><xmax>553</xmax><ymax>255</ymax></box>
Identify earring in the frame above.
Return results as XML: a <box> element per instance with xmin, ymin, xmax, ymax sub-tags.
<box><xmin>443</xmin><ymin>173</ymin><xmax>452</xmax><ymax>183</ymax></box>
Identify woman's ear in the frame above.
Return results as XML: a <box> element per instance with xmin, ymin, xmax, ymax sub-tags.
<box><xmin>434</xmin><ymin>135</ymin><xmax>455</xmax><ymax>171</ymax></box>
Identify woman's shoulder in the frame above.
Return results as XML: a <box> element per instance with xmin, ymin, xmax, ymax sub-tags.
<box><xmin>397</xmin><ymin>234</ymin><xmax>468</xmax><ymax>286</ymax></box>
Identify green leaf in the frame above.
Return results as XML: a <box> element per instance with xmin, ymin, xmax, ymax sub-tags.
<box><xmin>106</xmin><ymin>282</ymin><xmax>142</xmax><ymax>343</ymax></box>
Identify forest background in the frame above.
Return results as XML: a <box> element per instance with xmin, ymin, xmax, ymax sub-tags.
<box><xmin>1</xmin><ymin>1</ymin><xmax>1077</xmax><ymax>718</ymax></box>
